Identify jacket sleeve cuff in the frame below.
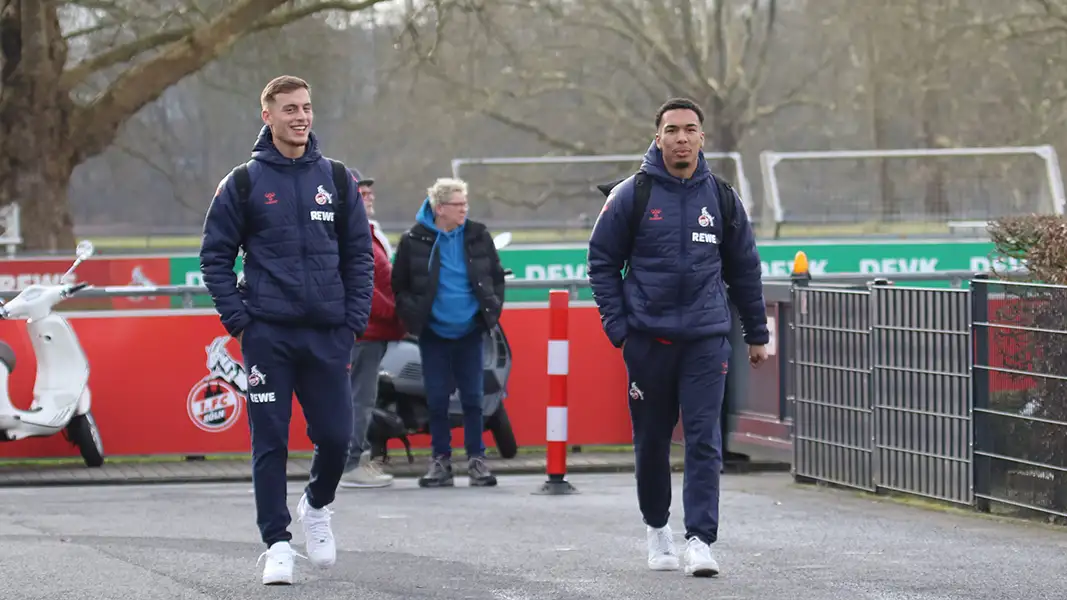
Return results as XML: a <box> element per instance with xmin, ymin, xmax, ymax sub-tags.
<box><xmin>743</xmin><ymin>330</ymin><xmax>770</xmax><ymax>346</ymax></box>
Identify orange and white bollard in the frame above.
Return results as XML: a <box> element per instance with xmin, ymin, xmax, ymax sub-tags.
<box><xmin>534</xmin><ymin>289</ymin><xmax>579</xmax><ymax>495</ymax></box>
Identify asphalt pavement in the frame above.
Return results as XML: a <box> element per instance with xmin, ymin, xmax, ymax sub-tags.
<box><xmin>2</xmin><ymin>472</ymin><xmax>1066</xmax><ymax>600</ymax></box>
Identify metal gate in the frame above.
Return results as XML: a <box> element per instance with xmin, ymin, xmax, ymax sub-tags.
<box><xmin>790</xmin><ymin>282</ymin><xmax>974</xmax><ymax>505</ymax></box>
<box><xmin>870</xmin><ymin>285</ymin><xmax>973</xmax><ymax>505</ymax></box>
<box><xmin>791</xmin><ymin>284</ymin><xmax>875</xmax><ymax>491</ymax></box>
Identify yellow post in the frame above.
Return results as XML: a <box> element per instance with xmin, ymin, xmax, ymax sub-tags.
<box><xmin>792</xmin><ymin>250</ymin><xmax>809</xmax><ymax>277</ymax></box>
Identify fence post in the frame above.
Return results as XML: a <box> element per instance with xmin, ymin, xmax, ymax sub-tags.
<box><xmin>971</xmin><ymin>274</ymin><xmax>992</xmax><ymax>512</ymax></box>
<box><xmin>534</xmin><ymin>289</ymin><xmax>579</xmax><ymax>495</ymax></box>
<box><xmin>788</xmin><ymin>250</ymin><xmax>810</xmax><ymax>475</ymax></box>
<box><xmin>869</xmin><ymin>278</ymin><xmax>891</xmax><ymax>492</ymax></box>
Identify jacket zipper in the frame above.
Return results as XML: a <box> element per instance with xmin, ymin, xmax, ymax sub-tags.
<box><xmin>677</xmin><ymin>177</ymin><xmax>688</xmax><ymax>331</ymax></box>
<box><xmin>295</xmin><ymin>160</ymin><xmax>310</xmax><ymax>318</ymax></box>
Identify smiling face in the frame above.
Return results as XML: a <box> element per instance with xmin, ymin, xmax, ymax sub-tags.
<box><xmin>655</xmin><ymin>108</ymin><xmax>705</xmax><ymax>178</ymax></box>
<box><xmin>260</xmin><ymin>76</ymin><xmax>312</xmax><ymax>159</ymax></box>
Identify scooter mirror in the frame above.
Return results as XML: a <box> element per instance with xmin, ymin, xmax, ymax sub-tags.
<box><xmin>493</xmin><ymin>232</ymin><xmax>513</xmax><ymax>250</ymax></box>
<box><xmin>76</xmin><ymin>240</ymin><xmax>95</xmax><ymax>261</ymax></box>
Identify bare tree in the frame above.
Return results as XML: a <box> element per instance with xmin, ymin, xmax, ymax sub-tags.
<box><xmin>0</xmin><ymin>0</ymin><xmax>393</xmax><ymax>250</ymax></box>
<box><xmin>842</xmin><ymin>0</ymin><xmax>1059</xmax><ymax>220</ymax></box>
<box><xmin>402</xmin><ymin>0</ymin><xmax>837</xmax><ymax>156</ymax></box>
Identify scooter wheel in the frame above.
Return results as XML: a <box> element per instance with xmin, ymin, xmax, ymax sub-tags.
<box><xmin>67</xmin><ymin>411</ymin><xmax>105</xmax><ymax>468</ymax></box>
<box><xmin>487</xmin><ymin>405</ymin><xmax>518</xmax><ymax>459</ymax></box>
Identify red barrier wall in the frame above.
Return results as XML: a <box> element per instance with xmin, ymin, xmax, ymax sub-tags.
<box><xmin>0</xmin><ymin>305</ymin><xmax>634</xmax><ymax>460</ymax></box>
<box><xmin>0</xmin><ymin>257</ymin><xmax>171</xmax><ymax>311</ymax></box>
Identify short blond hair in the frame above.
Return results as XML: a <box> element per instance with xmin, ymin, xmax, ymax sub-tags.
<box><xmin>261</xmin><ymin>75</ymin><xmax>310</xmax><ymax>108</ymax></box>
<box><xmin>427</xmin><ymin>177</ymin><xmax>468</xmax><ymax>208</ymax></box>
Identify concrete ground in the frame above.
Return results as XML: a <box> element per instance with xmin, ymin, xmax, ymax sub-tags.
<box><xmin>2</xmin><ymin>472</ymin><xmax>1066</xmax><ymax>600</ymax></box>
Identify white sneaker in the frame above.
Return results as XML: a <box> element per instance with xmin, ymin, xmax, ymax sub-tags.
<box><xmin>297</xmin><ymin>493</ymin><xmax>337</xmax><ymax>568</ymax></box>
<box><xmin>257</xmin><ymin>541</ymin><xmax>303</xmax><ymax>585</ymax></box>
<box><xmin>683</xmin><ymin>537</ymin><xmax>720</xmax><ymax>577</ymax></box>
<box><xmin>340</xmin><ymin>452</ymin><xmax>394</xmax><ymax>488</ymax></box>
<box><xmin>645</xmin><ymin>524</ymin><xmax>680</xmax><ymax>571</ymax></box>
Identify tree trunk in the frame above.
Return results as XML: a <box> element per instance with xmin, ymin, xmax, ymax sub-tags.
<box><xmin>0</xmin><ymin>0</ymin><xmax>76</xmax><ymax>252</ymax></box>
<box><xmin>0</xmin><ymin>136</ymin><xmax>77</xmax><ymax>252</ymax></box>
<box><xmin>0</xmin><ymin>85</ymin><xmax>78</xmax><ymax>252</ymax></box>
<box><xmin>0</xmin><ymin>0</ymin><xmax>348</xmax><ymax>252</ymax></box>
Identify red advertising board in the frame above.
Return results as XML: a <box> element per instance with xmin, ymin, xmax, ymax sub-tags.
<box><xmin>0</xmin><ymin>256</ymin><xmax>171</xmax><ymax>310</ymax></box>
<box><xmin>0</xmin><ymin>304</ymin><xmax>635</xmax><ymax>460</ymax></box>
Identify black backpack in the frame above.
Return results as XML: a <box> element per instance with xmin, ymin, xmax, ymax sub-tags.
<box><xmin>230</xmin><ymin>158</ymin><xmax>350</xmax><ymax>242</ymax></box>
<box><xmin>596</xmin><ymin>170</ymin><xmax>741</xmax><ymax>266</ymax></box>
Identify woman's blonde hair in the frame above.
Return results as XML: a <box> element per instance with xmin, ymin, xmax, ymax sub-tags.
<box><xmin>427</xmin><ymin>177</ymin><xmax>468</xmax><ymax>208</ymax></box>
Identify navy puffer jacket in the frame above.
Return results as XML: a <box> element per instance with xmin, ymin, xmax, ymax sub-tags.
<box><xmin>587</xmin><ymin>142</ymin><xmax>769</xmax><ymax>347</ymax></box>
<box><xmin>199</xmin><ymin>126</ymin><xmax>374</xmax><ymax>337</ymax></box>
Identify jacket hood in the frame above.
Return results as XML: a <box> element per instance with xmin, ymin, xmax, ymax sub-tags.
<box><xmin>415</xmin><ymin>197</ymin><xmax>438</xmax><ymax>231</ymax></box>
<box><xmin>251</xmin><ymin>124</ymin><xmax>322</xmax><ymax>166</ymax></box>
<box><xmin>640</xmin><ymin>140</ymin><xmax>712</xmax><ymax>186</ymax></box>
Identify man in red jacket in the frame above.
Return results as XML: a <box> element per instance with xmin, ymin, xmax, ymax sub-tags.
<box><xmin>341</xmin><ymin>176</ymin><xmax>406</xmax><ymax>488</ymax></box>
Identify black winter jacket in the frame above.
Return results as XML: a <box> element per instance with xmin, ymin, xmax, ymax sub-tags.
<box><xmin>391</xmin><ymin>218</ymin><xmax>506</xmax><ymax>336</ymax></box>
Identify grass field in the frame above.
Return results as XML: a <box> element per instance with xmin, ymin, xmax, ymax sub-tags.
<box><xmin>86</xmin><ymin>221</ymin><xmax>971</xmax><ymax>251</ymax></box>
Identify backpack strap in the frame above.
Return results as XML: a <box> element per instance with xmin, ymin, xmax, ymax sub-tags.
<box><xmin>629</xmin><ymin>170</ymin><xmax>652</xmax><ymax>243</ymax></box>
<box><xmin>594</xmin><ymin>171</ymin><xmax>651</xmax><ymax>278</ymax></box>
<box><xmin>622</xmin><ymin>171</ymin><xmax>652</xmax><ymax>277</ymax></box>
<box><xmin>228</xmin><ymin>160</ymin><xmax>255</xmax><ymax>247</ymax></box>
<box><xmin>713</xmin><ymin>175</ymin><xmax>739</xmax><ymax>235</ymax></box>
<box><xmin>232</xmin><ymin>161</ymin><xmax>253</xmax><ymax>207</ymax></box>
<box><xmin>326</xmin><ymin>158</ymin><xmax>349</xmax><ymax>242</ymax></box>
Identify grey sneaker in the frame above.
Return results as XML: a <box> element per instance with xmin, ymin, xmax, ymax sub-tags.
<box><xmin>340</xmin><ymin>451</ymin><xmax>394</xmax><ymax>489</ymax></box>
<box><xmin>417</xmin><ymin>455</ymin><xmax>454</xmax><ymax>488</ymax></box>
<box><xmin>467</xmin><ymin>455</ymin><xmax>498</xmax><ymax>487</ymax></box>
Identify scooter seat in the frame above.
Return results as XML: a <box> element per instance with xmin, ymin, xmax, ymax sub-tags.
<box><xmin>0</xmin><ymin>340</ymin><xmax>15</xmax><ymax>373</ymax></box>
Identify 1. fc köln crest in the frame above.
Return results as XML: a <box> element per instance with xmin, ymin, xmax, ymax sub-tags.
<box><xmin>186</xmin><ymin>336</ymin><xmax>248</xmax><ymax>433</ymax></box>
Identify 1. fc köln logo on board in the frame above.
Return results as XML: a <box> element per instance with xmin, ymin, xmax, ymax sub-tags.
<box><xmin>186</xmin><ymin>336</ymin><xmax>248</xmax><ymax>433</ymax></box>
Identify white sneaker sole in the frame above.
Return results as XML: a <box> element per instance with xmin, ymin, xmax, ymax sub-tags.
<box><xmin>263</xmin><ymin>571</ymin><xmax>293</xmax><ymax>585</ymax></box>
<box><xmin>685</xmin><ymin>563</ymin><xmax>719</xmax><ymax>577</ymax></box>
<box><xmin>339</xmin><ymin>479</ymin><xmax>393</xmax><ymax>489</ymax></box>
<box><xmin>648</xmin><ymin>556</ymin><xmax>680</xmax><ymax>571</ymax></box>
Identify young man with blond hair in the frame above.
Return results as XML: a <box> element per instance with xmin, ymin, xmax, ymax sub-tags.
<box><xmin>199</xmin><ymin>75</ymin><xmax>375</xmax><ymax>586</ymax></box>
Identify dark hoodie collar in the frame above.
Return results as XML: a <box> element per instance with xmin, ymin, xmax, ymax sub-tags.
<box><xmin>250</xmin><ymin>124</ymin><xmax>323</xmax><ymax>166</ymax></box>
<box><xmin>640</xmin><ymin>140</ymin><xmax>711</xmax><ymax>186</ymax></box>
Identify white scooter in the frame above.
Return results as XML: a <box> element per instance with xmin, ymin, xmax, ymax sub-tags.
<box><xmin>0</xmin><ymin>240</ymin><xmax>104</xmax><ymax>467</ymax></box>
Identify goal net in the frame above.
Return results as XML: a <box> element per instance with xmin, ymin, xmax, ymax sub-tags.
<box><xmin>449</xmin><ymin>153</ymin><xmax>753</xmax><ymax>235</ymax></box>
<box><xmin>759</xmin><ymin>146</ymin><xmax>1066</xmax><ymax>238</ymax></box>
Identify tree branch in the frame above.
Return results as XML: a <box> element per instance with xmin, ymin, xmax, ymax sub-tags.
<box><xmin>251</xmin><ymin>0</ymin><xmax>385</xmax><ymax>30</ymax></box>
<box><xmin>68</xmin><ymin>0</ymin><xmax>391</xmax><ymax>162</ymax></box>
<box><xmin>61</xmin><ymin>29</ymin><xmax>192</xmax><ymax>90</ymax></box>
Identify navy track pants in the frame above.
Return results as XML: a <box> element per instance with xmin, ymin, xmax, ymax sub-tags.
<box><xmin>240</xmin><ymin>320</ymin><xmax>354</xmax><ymax>547</ymax></box>
<box><xmin>623</xmin><ymin>331</ymin><xmax>731</xmax><ymax>545</ymax></box>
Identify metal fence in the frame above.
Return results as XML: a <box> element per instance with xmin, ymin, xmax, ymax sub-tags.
<box><xmin>971</xmin><ymin>277</ymin><xmax>1067</xmax><ymax>519</ymax></box>
<box><xmin>792</xmin><ymin>275</ymin><xmax>1067</xmax><ymax>520</ymax></box>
